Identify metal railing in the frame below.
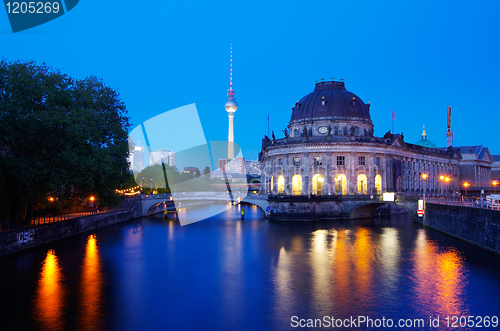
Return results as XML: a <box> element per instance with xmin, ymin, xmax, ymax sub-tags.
<box><xmin>426</xmin><ymin>197</ymin><xmax>500</xmax><ymax>210</ymax></box>
<box><xmin>0</xmin><ymin>202</ymin><xmax>136</xmax><ymax>232</ymax></box>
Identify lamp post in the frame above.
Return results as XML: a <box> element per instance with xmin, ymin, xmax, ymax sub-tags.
<box><xmin>493</xmin><ymin>180</ymin><xmax>498</xmax><ymax>194</ymax></box>
<box><xmin>439</xmin><ymin>175</ymin><xmax>445</xmax><ymax>196</ymax></box>
<box><xmin>422</xmin><ymin>173</ymin><xmax>427</xmax><ymax>202</ymax></box>
<box><xmin>150</xmin><ymin>177</ymin><xmax>153</xmax><ymax>195</ymax></box>
<box><xmin>463</xmin><ymin>182</ymin><xmax>469</xmax><ymax>198</ymax></box>
<box><xmin>445</xmin><ymin>177</ymin><xmax>450</xmax><ymax>197</ymax></box>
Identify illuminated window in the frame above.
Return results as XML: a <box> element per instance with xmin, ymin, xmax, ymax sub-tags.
<box><xmin>314</xmin><ymin>156</ymin><xmax>323</xmax><ymax>166</ymax></box>
<box><xmin>312</xmin><ymin>174</ymin><xmax>325</xmax><ymax>195</ymax></box>
<box><xmin>357</xmin><ymin>174</ymin><xmax>367</xmax><ymax>194</ymax></box>
<box><xmin>278</xmin><ymin>175</ymin><xmax>285</xmax><ymax>194</ymax></box>
<box><xmin>335</xmin><ymin>174</ymin><xmax>347</xmax><ymax>195</ymax></box>
<box><xmin>292</xmin><ymin>175</ymin><xmax>302</xmax><ymax>195</ymax></box>
<box><xmin>375</xmin><ymin>174</ymin><xmax>382</xmax><ymax>195</ymax></box>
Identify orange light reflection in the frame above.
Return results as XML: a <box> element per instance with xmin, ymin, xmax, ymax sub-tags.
<box><xmin>78</xmin><ymin>234</ymin><xmax>104</xmax><ymax>329</ymax></box>
<box><xmin>411</xmin><ymin>230</ymin><xmax>468</xmax><ymax>317</ymax></box>
<box><xmin>34</xmin><ymin>249</ymin><xmax>65</xmax><ymax>331</ymax></box>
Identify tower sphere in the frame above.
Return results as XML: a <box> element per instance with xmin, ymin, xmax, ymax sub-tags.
<box><xmin>225</xmin><ymin>99</ymin><xmax>238</xmax><ymax>113</ymax></box>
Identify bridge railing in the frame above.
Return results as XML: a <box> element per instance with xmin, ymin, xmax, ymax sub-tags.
<box><xmin>426</xmin><ymin>197</ymin><xmax>500</xmax><ymax>210</ymax></box>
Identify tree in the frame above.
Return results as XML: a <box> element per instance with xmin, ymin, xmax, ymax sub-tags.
<box><xmin>0</xmin><ymin>60</ymin><xmax>130</xmax><ymax>229</ymax></box>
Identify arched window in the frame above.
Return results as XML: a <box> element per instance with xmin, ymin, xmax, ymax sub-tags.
<box><xmin>357</xmin><ymin>174</ymin><xmax>367</xmax><ymax>195</ymax></box>
<box><xmin>312</xmin><ymin>174</ymin><xmax>324</xmax><ymax>195</ymax></box>
<box><xmin>375</xmin><ymin>174</ymin><xmax>382</xmax><ymax>195</ymax></box>
<box><xmin>270</xmin><ymin>176</ymin><xmax>274</xmax><ymax>194</ymax></box>
<box><xmin>335</xmin><ymin>174</ymin><xmax>347</xmax><ymax>195</ymax></box>
<box><xmin>292</xmin><ymin>175</ymin><xmax>302</xmax><ymax>195</ymax></box>
<box><xmin>278</xmin><ymin>175</ymin><xmax>285</xmax><ymax>194</ymax></box>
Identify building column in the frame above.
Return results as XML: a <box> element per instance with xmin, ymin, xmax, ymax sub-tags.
<box><xmin>326</xmin><ymin>152</ymin><xmax>332</xmax><ymax>195</ymax></box>
<box><xmin>349</xmin><ymin>152</ymin><xmax>356</xmax><ymax>195</ymax></box>
<box><xmin>302</xmin><ymin>152</ymin><xmax>309</xmax><ymax>195</ymax></box>
<box><xmin>284</xmin><ymin>155</ymin><xmax>290</xmax><ymax>195</ymax></box>
<box><xmin>369</xmin><ymin>152</ymin><xmax>375</xmax><ymax>195</ymax></box>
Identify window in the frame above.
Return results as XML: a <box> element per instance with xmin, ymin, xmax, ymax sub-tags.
<box><xmin>359</xmin><ymin>156</ymin><xmax>366</xmax><ymax>166</ymax></box>
<box><xmin>376</xmin><ymin>157</ymin><xmax>380</xmax><ymax>166</ymax></box>
<box><xmin>293</xmin><ymin>157</ymin><xmax>301</xmax><ymax>167</ymax></box>
<box><xmin>279</xmin><ymin>158</ymin><xmax>283</xmax><ymax>165</ymax></box>
<box><xmin>314</xmin><ymin>156</ymin><xmax>322</xmax><ymax>166</ymax></box>
<box><xmin>337</xmin><ymin>156</ymin><xmax>345</xmax><ymax>166</ymax></box>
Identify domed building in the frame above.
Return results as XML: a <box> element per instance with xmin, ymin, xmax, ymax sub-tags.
<box><xmin>258</xmin><ymin>80</ymin><xmax>464</xmax><ymax>218</ymax></box>
<box><xmin>415</xmin><ymin>126</ymin><xmax>437</xmax><ymax>148</ymax></box>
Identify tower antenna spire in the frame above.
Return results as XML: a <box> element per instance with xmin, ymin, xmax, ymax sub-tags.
<box><xmin>230</xmin><ymin>44</ymin><xmax>233</xmax><ymax>90</ymax></box>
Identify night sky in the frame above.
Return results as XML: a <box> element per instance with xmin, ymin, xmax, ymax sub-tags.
<box><xmin>2</xmin><ymin>0</ymin><xmax>500</xmax><ymax>160</ymax></box>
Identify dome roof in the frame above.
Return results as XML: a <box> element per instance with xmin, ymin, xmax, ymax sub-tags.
<box><xmin>415</xmin><ymin>127</ymin><xmax>436</xmax><ymax>148</ymax></box>
<box><xmin>415</xmin><ymin>139</ymin><xmax>436</xmax><ymax>148</ymax></box>
<box><xmin>290</xmin><ymin>80</ymin><xmax>371</xmax><ymax>122</ymax></box>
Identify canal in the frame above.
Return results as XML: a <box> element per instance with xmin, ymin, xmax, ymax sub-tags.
<box><xmin>0</xmin><ymin>204</ymin><xmax>499</xmax><ymax>330</ymax></box>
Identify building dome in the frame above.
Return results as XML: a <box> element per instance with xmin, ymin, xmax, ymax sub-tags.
<box><xmin>290</xmin><ymin>80</ymin><xmax>371</xmax><ymax>122</ymax></box>
<box><xmin>415</xmin><ymin>126</ymin><xmax>436</xmax><ymax>148</ymax></box>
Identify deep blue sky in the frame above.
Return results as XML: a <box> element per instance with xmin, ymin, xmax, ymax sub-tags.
<box><xmin>3</xmin><ymin>0</ymin><xmax>500</xmax><ymax>160</ymax></box>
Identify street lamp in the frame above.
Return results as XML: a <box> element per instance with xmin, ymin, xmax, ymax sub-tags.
<box><xmin>422</xmin><ymin>173</ymin><xmax>427</xmax><ymax>202</ymax></box>
<box><xmin>439</xmin><ymin>175</ymin><xmax>445</xmax><ymax>196</ymax></box>
<box><xmin>445</xmin><ymin>177</ymin><xmax>450</xmax><ymax>197</ymax></box>
<box><xmin>463</xmin><ymin>182</ymin><xmax>469</xmax><ymax>197</ymax></box>
<box><xmin>493</xmin><ymin>180</ymin><xmax>498</xmax><ymax>194</ymax></box>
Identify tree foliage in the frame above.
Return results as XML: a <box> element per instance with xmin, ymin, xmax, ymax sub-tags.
<box><xmin>135</xmin><ymin>164</ymin><xmax>212</xmax><ymax>193</ymax></box>
<box><xmin>0</xmin><ymin>59</ymin><xmax>130</xmax><ymax>228</ymax></box>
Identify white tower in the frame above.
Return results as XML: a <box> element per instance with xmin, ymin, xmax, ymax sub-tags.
<box><xmin>225</xmin><ymin>44</ymin><xmax>238</xmax><ymax>159</ymax></box>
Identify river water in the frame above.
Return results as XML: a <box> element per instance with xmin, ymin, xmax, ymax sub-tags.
<box><xmin>0</xmin><ymin>204</ymin><xmax>499</xmax><ymax>331</ymax></box>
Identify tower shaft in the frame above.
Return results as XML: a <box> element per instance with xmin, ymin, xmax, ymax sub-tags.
<box><xmin>228</xmin><ymin>112</ymin><xmax>234</xmax><ymax>159</ymax></box>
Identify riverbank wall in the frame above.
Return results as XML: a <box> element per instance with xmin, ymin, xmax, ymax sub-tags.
<box><xmin>420</xmin><ymin>203</ymin><xmax>500</xmax><ymax>255</ymax></box>
<box><xmin>0</xmin><ymin>201</ymin><xmax>143</xmax><ymax>257</ymax></box>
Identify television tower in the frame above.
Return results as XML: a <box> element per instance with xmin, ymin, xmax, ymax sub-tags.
<box><xmin>225</xmin><ymin>44</ymin><xmax>238</xmax><ymax>159</ymax></box>
<box><xmin>446</xmin><ymin>105</ymin><xmax>453</xmax><ymax>148</ymax></box>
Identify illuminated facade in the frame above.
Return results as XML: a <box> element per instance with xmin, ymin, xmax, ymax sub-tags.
<box><xmin>258</xmin><ymin>80</ymin><xmax>483</xmax><ymax>197</ymax></box>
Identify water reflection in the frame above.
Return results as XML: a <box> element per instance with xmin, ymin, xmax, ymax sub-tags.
<box><xmin>34</xmin><ymin>249</ymin><xmax>65</xmax><ymax>331</ymax></box>
<box><xmin>310</xmin><ymin>229</ymin><xmax>333</xmax><ymax>314</ymax></box>
<box><xmin>78</xmin><ymin>234</ymin><xmax>104</xmax><ymax>330</ymax></box>
<box><xmin>379</xmin><ymin>228</ymin><xmax>401</xmax><ymax>301</ymax></box>
<box><xmin>411</xmin><ymin>229</ymin><xmax>468</xmax><ymax>317</ymax></box>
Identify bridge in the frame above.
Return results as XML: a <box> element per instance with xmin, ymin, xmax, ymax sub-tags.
<box><xmin>140</xmin><ymin>192</ymin><xmax>247</xmax><ymax>216</ymax></box>
<box><xmin>140</xmin><ymin>192</ymin><xmax>420</xmax><ymax>221</ymax></box>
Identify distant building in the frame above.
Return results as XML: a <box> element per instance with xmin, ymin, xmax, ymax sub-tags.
<box><xmin>183</xmin><ymin>167</ymin><xmax>200</xmax><ymax>175</ymax></box>
<box><xmin>150</xmin><ymin>149</ymin><xmax>175</xmax><ymax>167</ymax></box>
<box><xmin>128</xmin><ymin>146</ymin><xmax>145</xmax><ymax>173</ymax></box>
<box><xmin>492</xmin><ymin>155</ymin><xmax>500</xmax><ymax>180</ymax></box>
<box><xmin>245</xmin><ymin>160</ymin><xmax>260</xmax><ymax>176</ymax></box>
<box><xmin>446</xmin><ymin>145</ymin><xmax>493</xmax><ymax>187</ymax></box>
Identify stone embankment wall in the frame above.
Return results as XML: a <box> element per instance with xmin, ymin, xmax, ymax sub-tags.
<box><xmin>420</xmin><ymin>203</ymin><xmax>500</xmax><ymax>254</ymax></box>
<box><xmin>0</xmin><ymin>201</ymin><xmax>142</xmax><ymax>257</ymax></box>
